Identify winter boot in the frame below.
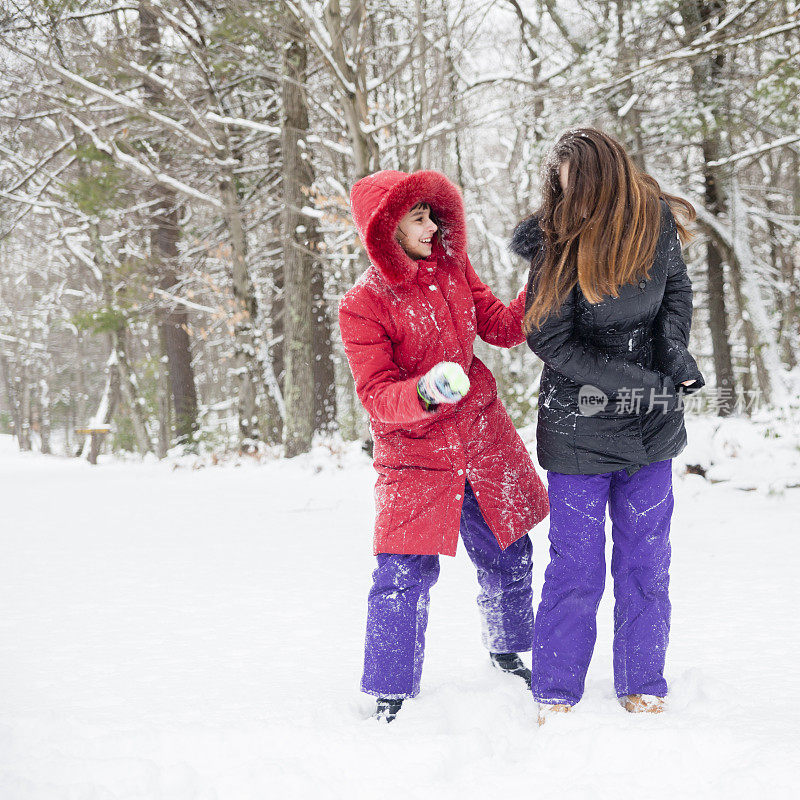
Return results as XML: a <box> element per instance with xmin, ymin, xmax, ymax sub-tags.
<box><xmin>373</xmin><ymin>697</ymin><xmax>404</xmax><ymax>723</ymax></box>
<box><xmin>620</xmin><ymin>694</ymin><xmax>665</xmax><ymax>714</ymax></box>
<box><xmin>537</xmin><ymin>702</ymin><xmax>573</xmax><ymax>726</ymax></box>
<box><xmin>489</xmin><ymin>652</ymin><xmax>532</xmax><ymax>685</ymax></box>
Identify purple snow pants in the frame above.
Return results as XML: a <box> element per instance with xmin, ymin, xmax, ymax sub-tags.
<box><xmin>362</xmin><ymin>481</ymin><xmax>534</xmax><ymax>699</ymax></box>
<box><xmin>532</xmin><ymin>459</ymin><xmax>673</xmax><ymax>705</ymax></box>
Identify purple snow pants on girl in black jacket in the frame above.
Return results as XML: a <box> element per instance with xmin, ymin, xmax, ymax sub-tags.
<box><xmin>532</xmin><ymin>459</ymin><xmax>673</xmax><ymax>705</ymax></box>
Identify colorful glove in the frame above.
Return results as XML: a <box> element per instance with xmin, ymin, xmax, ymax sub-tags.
<box><xmin>417</xmin><ymin>362</ymin><xmax>470</xmax><ymax>407</ymax></box>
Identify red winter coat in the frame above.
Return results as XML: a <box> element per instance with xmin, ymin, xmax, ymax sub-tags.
<box><xmin>339</xmin><ymin>170</ymin><xmax>549</xmax><ymax>556</ymax></box>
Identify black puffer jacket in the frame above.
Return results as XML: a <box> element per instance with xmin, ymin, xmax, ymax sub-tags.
<box><xmin>511</xmin><ymin>199</ymin><xmax>705</xmax><ymax>476</ymax></box>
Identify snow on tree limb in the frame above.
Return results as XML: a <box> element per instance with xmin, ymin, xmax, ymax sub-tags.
<box><xmin>365</xmin><ymin>45</ymin><xmax>415</xmax><ymax>92</ymax></box>
<box><xmin>125</xmin><ymin>61</ymin><xmax>223</xmax><ymax>151</ymax></box>
<box><xmin>686</xmin><ymin>0</ymin><xmax>763</xmax><ymax>48</ymax></box>
<box><xmin>8</xmin><ymin>4</ymin><xmax>138</xmax><ymax>31</ymax></box>
<box><xmin>138</xmin><ymin>1</ymin><xmax>204</xmax><ymax>48</ymax></box>
<box><xmin>730</xmin><ymin>175</ymin><xmax>789</xmax><ymax>406</ymax></box>
<box><xmin>0</xmin><ymin>333</ymin><xmax>46</xmax><ymax>352</ymax></box>
<box><xmin>588</xmin><ymin>14</ymin><xmax>800</xmax><ymax>96</ymax></box>
<box><xmin>662</xmin><ymin>183</ymin><xmax>791</xmax><ymax>406</ymax></box>
<box><xmin>61</xmin><ymin>236</ymin><xmax>103</xmax><ymax>284</ymax></box>
<box><xmin>0</xmin><ymin>189</ymin><xmax>75</xmax><ymax>214</ymax></box>
<box><xmin>205</xmin><ymin>113</ymin><xmax>280</xmax><ymax>136</ymax></box>
<box><xmin>4</xmin><ymin>41</ymin><xmax>216</xmax><ymax>152</ymax></box>
<box><xmin>283</xmin><ymin>1</ymin><xmax>357</xmax><ymax>96</ymax></box>
<box><xmin>708</xmin><ymin>135</ymin><xmax>800</xmax><ymax>167</ymax></box>
<box><xmin>151</xmin><ymin>287</ymin><xmax>218</xmax><ymax>315</ymax></box>
<box><xmin>66</xmin><ymin>114</ymin><xmax>224</xmax><ymax>210</ymax></box>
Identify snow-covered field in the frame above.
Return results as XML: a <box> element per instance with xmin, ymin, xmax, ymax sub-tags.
<box><xmin>1</xmin><ymin>420</ymin><xmax>798</xmax><ymax>800</ymax></box>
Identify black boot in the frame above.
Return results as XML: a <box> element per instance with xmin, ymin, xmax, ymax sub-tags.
<box><xmin>373</xmin><ymin>697</ymin><xmax>403</xmax><ymax>723</ymax></box>
<box><xmin>489</xmin><ymin>652</ymin><xmax>532</xmax><ymax>685</ymax></box>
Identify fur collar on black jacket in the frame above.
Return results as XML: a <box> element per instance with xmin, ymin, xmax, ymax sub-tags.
<box><xmin>509</xmin><ymin>215</ymin><xmax>544</xmax><ymax>262</ymax></box>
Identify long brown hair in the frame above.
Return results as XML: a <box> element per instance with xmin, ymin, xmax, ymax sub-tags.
<box><xmin>523</xmin><ymin>128</ymin><xmax>696</xmax><ymax>333</ymax></box>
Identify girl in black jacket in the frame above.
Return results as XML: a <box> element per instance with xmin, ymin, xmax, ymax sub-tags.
<box><xmin>510</xmin><ymin>128</ymin><xmax>704</xmax><ymax>724</ymax></box>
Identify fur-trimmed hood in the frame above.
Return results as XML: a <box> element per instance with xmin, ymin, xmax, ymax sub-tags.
<box><xmin>509</xmin><ymin>214</ymin><xmax>544</xmax><ymax>262</ymax></box>
<box><xmin>349</xmin><ymin>169</ymin><xmax>467</xmax><ymax>286</ymax></box>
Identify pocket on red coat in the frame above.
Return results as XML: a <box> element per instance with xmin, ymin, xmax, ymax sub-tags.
<box><xmin>374</xmin><ymin>469</ymin><xmax>399</xmax><ymax>540</ymax></box>
<box><xmin>373</xmin><ymin>428</ymin><xmax>448</xmax><ymax>469</ymax></box>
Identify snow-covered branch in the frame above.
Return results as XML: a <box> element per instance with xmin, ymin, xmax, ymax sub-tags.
<box><xmin>0</xmin><ymin>333</ymin><xmax>47</xmax><ymax>351</ymax></box>
<box><xmin>124</xmin><ymin>60</ymin><xmax>223</xmax><ymax>151</ymax></box>
<box><xmin>4</xmin><ymin>41</ymin><xmax>217</xmax><ymax>152</ymax></box>
<box><xmin>204</xmin><ymin>113</ymin><xmax>280</xmax><ymax>136</ymax></box>
<box><xmin>707</xmin><ymin>134</ymin><xmax>800</xmax><ymax>167</ymax></box>
<box><xmin>66</xmin><ymin>114</ymin><xmax>224</xmax><ymax>210</ymax></box>
<box><xmin>151</xmin><ymin>286</ymin><xmax>219</xmax><ymax>315</ymax></box>
<box><xmin>588</xmin><ymin>13</ymin><xmax>800</xmax><ymax>96</ymax></box>
<box><xmin>284</xmin><ymin>1</ymin><xmax>357</xmax><ymax>96</ymax></box>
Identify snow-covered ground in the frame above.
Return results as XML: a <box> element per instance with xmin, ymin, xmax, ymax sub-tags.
<box><xmin>1</xmin><ymin>419</ymin><xmax>798</xmax><ymax>800</ymax></box>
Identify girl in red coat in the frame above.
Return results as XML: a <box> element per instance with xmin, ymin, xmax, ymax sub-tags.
<box><xmin>339</xmin><ymin>169</ymin><xmax>549</xmax><ymax>721</ymax></box>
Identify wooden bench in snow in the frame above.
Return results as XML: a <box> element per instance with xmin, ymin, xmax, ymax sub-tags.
<box><xmin>75</xmin><ymin>425</ymin><xmax>111</xmax><ymax>465</ymax></box>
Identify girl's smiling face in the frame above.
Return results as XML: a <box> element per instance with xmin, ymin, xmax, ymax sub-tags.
<box><xmin>395</xmin><ymin>203</ymin><xmax>438</xmax><ymax>260</ymax></box>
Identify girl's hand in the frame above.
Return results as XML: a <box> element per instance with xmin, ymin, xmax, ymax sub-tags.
<box><xmin>681</xmin><ymin>379</ymin><xmax>696</xmax><ymax>386</ymax></box>
<box><xmin>418</xmin><ymin>362</ymin><xmax>470</xmax><ymax>407</ymax></box>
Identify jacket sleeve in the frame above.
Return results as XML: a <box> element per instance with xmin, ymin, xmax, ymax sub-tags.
<box><xmin>652</xmin><ymin>208</ymin><xmax>706</xmax><ymax>395</ymax></box>
<box><xmin>338</xmin><ymin>291</ymin><xmax>435</xmax><ymax>425</ymax></box>
<box><xmin>525</xmin><ymin>270</ymin><xmax>679</xmax><ymax>403</ymax></box>
<box><xmin>464</xmin><ymin>256</ymin><xmax>526</xmax><ymax>348</ymax></box>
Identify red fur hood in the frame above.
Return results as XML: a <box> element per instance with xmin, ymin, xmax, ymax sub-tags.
<box><xmin>349</xmin><ymin>170</ymin><xmax>467</xmax><ymax>286</ymax></box>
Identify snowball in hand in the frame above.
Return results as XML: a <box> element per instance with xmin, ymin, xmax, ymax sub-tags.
<box><xmin>417</xmin><ymin>362</ymin><xmax>470</xmax><ymax>406</ymax></box>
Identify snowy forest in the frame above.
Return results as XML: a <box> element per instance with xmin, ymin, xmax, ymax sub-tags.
<box><xmin>0</xmin><ymin>0</ymin><xmax>798</xmax><ymax>459</ymax></box>
<box><xmin>3</xmin><ymin>4</ymin><xmax>800</xmax><ymax>797</ymax></box>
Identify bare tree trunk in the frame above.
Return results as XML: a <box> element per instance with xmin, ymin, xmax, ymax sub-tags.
<box><xmin>113</xmin><ymin>328</ymin><xmax>153</xmax><ymax>454</ymax></box>
<box><xmin>311</xmin><ymin>261</ymin><xmax>337</xmax><ymax>432</ymax></box>
<box><xmin>728</xmin><ymin>176</ymin><xmax>786</xmax><ymax>408</ymax></box>
<box><xmin>321</xmin><ymin>0</ymin><xmax>380</xmax><ymax>178</ymax></box>
<box><xmin>793</xmin><ymin>150</ymin><xmax>800</xmax><ymax>353</ymax></box>
<box><xmin>614</xmin><ymin>0</ymin><xmax>646</xmax><ymax>171</ymax></box>
<box><xmin>66</xmin><ymin>389</ymin><xmax>73</xmax><ymax>456</ymax></box>
<box><xmin>263</xmin><ymin>339</ymin><xmax>284</xmax><ymax>444</ymax></box>
<box><xmin>219</xmin><ymin>173</ymin><xmax>263</xmax><ymax>451</ymax></box>
<box><xmin>154</xmin><ymin>197</ymin><xmax>199</xmax><ymax>445</ymax></box>
<box><xmin>81</xmin><ymin>350</ymin><xmax>120</xmax><ymax>462</ymax></box>
<box><xmin>411</xmin><ymin>0</ymin><xmax>428</xmax><ymax>169</ymax></box>
<box><xmin>336</xmin><ymin>239</ymin><xmax>370</xmax><ymax>442</ymax></box>
<box><xmin>282</xmin><ymin>32</ymin><xmax>315</xmax><ymax>456</ymax></box>
<box><xmin>727</xmin><ymin>267</ymin><xmax>756</xmax><ymax>415</ymax></box>
<box><xmin>770</xmin><ymin>216</ymin><xmax>797</xmax><ymax>370</ymax></box>
<box><xmin>19</xmin><ymin>366</ymin><xmax>32</xmax><ymax>451</ymax></box>
<box><xmin>90</xmin><ymin>213</ymin><xmax>154</xmax><ymax>455</ymax></box>
<box><xmin>39</xmin><ymin>376</ymin><xmax>51</xmax><ymax>454</ymax></box>
<box><xmin>681</xmin><ymin>0</ymin><xmax>737</xmax><ymax>416</ymax></box>
<box><xmin>75</xmin><ymin>334</ymin><xmax>88</xmax><ymax>434</ymax></box>
<box><xmin>690</xmin><ymin>177</ymin><xmax>789</xmax><ymax>411</ymax></box>
<box><xmin>262</xmin><ymin>196</ymin><xmax>285</xmax><ymax>446</ymax></box>
<box><xmin>0</xmin><ymin>350</ymin><xmax>23</xmax><ymax>448</ymax></box>
<box><xmin>442</xmin><ymin>0</ymin><xmax>466</xmax><ymax>185</ymax></box>
<box><xmin>183</xmin><ymin>21</ymin><xmax>269</xmax><ymax>452</ymax></box>
<box><xmin>704</xmin><ymin>198</ymin><xmax>737</xmax><ymax>415</ymax></box>
<box><xmin>156</xmin><ymin>324</ymin><xmax>170</xmax><ymax>458</ymax></box>
<box><xmin>269</xmin><ymin>256</ymin><xmax>285</xmax><ymax>443</ymax></box>
<box><xmin>279</xmin><ymin>17</ymin><xmax>337</xmax><ymax>434</ymax></box>
<box><xmin>779</xmin><ymin>151</ymin><xmax>800</xmax><ymax>368</ymax></box>
<box><xmin>765</xmin><ymin>158</ymin><xmax>795</xmax><ymax>367</ymax></box>
<box><xmin>139</xmin><ymin>4</ymin><xmax>198</xmax><ymax>445</ymax></box>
